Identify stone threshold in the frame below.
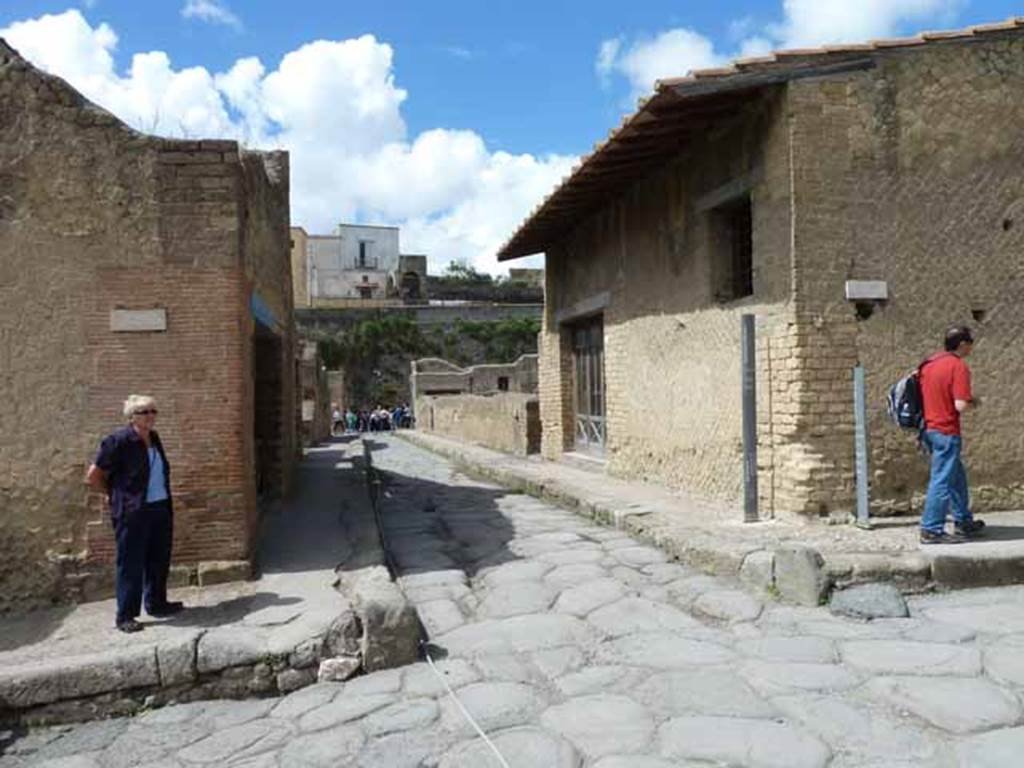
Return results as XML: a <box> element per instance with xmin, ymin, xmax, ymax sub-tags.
<box><xmin>398</xmin><ymin>431</ymin><xmax>1024</xmax><ymax>605</ymax></box>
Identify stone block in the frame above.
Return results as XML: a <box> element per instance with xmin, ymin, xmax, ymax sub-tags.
<box><xmin>739</xmin><ymin>550</ymin><xmax>775</xmax><ymax>592</ymax></box>
<box><xmin>317</xmin><ymin>655</ymin><xmax>362</xmax><ymax>683</ymax></box>
<box><xmin>156</xmin><ymin>632</ymin><xmax>200</xmax><ymax>686</ymax></box>
<box><xmin>341</xmin><ymin>566</ymin><xmax>421</xmax><ymax>672</ymax></box>
<box><xmin>277</xmin><ymin>666</ymin><xmax>317</xmax><ymax>694</ymax></box>
<box><xmin>774</xmin><ymin>545</ymin><xmax>830</xmax><ymax>606</ymax></box>
<box><xmin>0</xmin><ymin>646</ymin><xmax>159</xmax><ymax>709</ymax></box>
<box><xmin>167</xmin><ymin>565</ymin><xmax>194</xmax><ymax>589</ymax></box>
<box><xmin>197</xmin><ymin>627</ymin><xmax>266</xmax><ymax>674</ymax></box>
<box><xmin>197</xmin><ymin>560</ymin><xmax>252</xmax><ymax>586</ymax></box>
<box><xmin>829</xmin><ymin>583</ymin><xmax>908</xmax><ymax>620</ymax></box>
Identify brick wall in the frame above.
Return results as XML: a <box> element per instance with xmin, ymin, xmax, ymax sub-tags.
<box><xmin>0</xmin><ymin>41</ymin><xmax>293</xmax><ymax>611</ymax></box>
<box><xmin>786</xmin><ymin>33</ymin><xmax>1024</xmax><ymax>516</ymax></box>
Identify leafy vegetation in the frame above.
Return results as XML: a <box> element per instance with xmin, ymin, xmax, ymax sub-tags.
<box><xmin>315</xmin><ymin>312</ymin><xmax>541</xmax><ymax>407</ymax></box>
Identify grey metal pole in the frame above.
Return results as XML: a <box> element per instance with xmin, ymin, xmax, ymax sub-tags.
<box><xmin>741</xmin><ymin>314</ymin><xmax>758</xmax><ymax>523</ymax></box>
<box><xmin>853</xmin><ymin>364</ymin><xmax>872</xmax><ymax>529</ymax></box>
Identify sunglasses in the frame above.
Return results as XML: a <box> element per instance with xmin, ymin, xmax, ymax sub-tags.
<box><xmin>134</xmin><ymin>409</ymin><xmax>158</xmax><ymax>416</ymax></box>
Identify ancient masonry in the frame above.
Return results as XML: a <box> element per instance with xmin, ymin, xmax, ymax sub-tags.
<box><xmin>0</xmin><ymin>39</ymin><xmax>296</xmax><ymax>611</ymax></box>
<box><xmin>502</xmin><ymin>21</ymin><xmax>1024</xmax><ymax>520</ymax></box>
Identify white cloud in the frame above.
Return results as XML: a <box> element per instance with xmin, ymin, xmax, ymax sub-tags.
<box><xmin>181</xmin><ymin>0</ymin><xmax>242</xmax><ymax>30</ymax></box>
<box><xmin>0</xmin><ymin>9</ymin><xmax>571</xmax><ymax>274</ymax></box>
<box><xmin>598</xmin><ymin>0</ymin><xmax>965</xmax><ymax>97</ymax></box>
<box><xmin>602</xmin><ymin>28</ymin><xmax>722</xmax><ymax>98</ymax></box>
<box><xmin>770</xmin><ymin>0</ymin><xmax>965</xmax><ymax>48</ymax></box>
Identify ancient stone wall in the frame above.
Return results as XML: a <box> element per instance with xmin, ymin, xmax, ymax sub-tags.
<box><xmin>416</xmin><ymin>393</ymin><xmax>541</xmax><ymax>456</ymax></box>
<box><xmin>540</xmin><ymin>90</ymin><xmax>799</xmax><ymax>512</ymax></box>
<box><xmin>0</xmin><ymin>40</ymin><xmax>293</xmax><ymax>611</ymax></box>
<box><xmin>410</xmin><ymin>354</ymin><xmax>538</xmax><ymax>401</ymax></box>
<box><xmin>290</xmin><ymin>227</ymin><xmax>310</xmax><ymax>308</ymax></box>
<box><xmin>786</xmin><ymin>32</ymin><xmax>1024</xmax><ymax>516</ymax></box>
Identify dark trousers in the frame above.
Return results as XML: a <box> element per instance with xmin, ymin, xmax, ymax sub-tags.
<box><xmin>114</xmin><ymin>500</ymin><xmax>173</xmax><ymax>622</ymax></box>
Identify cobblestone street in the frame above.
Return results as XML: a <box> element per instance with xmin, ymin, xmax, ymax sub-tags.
<box><xmin>6</xmin><ymin>435</ymin><xmax>1024</xmax><ymax>767</ymax></box>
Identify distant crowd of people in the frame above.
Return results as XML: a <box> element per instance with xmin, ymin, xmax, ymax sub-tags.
<box><xmin>331</xmin><ymin>404</ymin><xmax>413</xmax><ymax>435</ymax></box>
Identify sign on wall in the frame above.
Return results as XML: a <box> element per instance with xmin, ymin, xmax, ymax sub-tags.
<box><xmin>110</xmin><ymin>309</ymin><xmax>167</xmax><ymax>332</ymax></box>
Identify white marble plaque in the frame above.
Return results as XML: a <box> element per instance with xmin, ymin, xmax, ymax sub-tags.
<box><xmin>302</xmin><ymin>400</ymin><xmax>315</xmax><ymax>422</ymax></box>
<box><xmin>844</xmin><ymin>280</ymin><xmax>888</xmax><ymax>301</ymax></box>
<box><xmin>110</xmin><ymin>309</ymin><xmax>167</xmax><ymax>332</ymax></box>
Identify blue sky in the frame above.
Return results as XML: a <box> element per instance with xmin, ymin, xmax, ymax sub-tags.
<box><xmin>2</xmin><ymin>1</ymin><xmax>1019</xmax><ymax>272</ymax></box>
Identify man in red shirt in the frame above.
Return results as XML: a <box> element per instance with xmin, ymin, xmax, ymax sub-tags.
<box><xmin>919</xmin><ymin>325</ymin><xmax>983</xmax><ymax>544</ymax></box>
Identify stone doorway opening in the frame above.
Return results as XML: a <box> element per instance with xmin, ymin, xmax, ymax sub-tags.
<box><xmin>253</xmin><ymin>322</ymin><xmax>284</xmax><ymax>502</ymax></box>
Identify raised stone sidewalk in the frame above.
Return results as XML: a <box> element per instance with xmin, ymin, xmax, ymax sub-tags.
<box><xmin>0</xmin><ymin>439</ymin><xmax>418</xmax><ymax>725</ymax></box>
<box><xmin>399</xmin><ymin>431</ymin><xmax>1024</xmax><ymax>603</ymax></box>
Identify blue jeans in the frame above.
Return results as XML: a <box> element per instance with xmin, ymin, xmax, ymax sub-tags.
<box><xmin>921</xmin><ymin>430</ymin><xmax>971</xmax><ymax>533</ymax></box>
<box><xmin>114</xmin><ymin>500</ymin><xmax>173</xmax><ymax>622</ymax></box>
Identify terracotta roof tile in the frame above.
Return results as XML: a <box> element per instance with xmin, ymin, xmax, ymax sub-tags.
<box><xmin>733</xmin><ymin>55</ymin><xmax>778</xmax><ymax>69</ymax></box>
<box><xmin>869</xmin><ymin>36</ymin><xmax>927</xmax><ymax>48</ymax></box>
<box><xmin>970</xmin><ymin>20</ymin><xmax>1020</xmax><ymax>33</ymax></box>
<box><xmin>655</xmin><ymin>75</ymin><xmax>697</xmax><ymax>88</ymax></box>
<box><xmin>498</xmin><ymin>16</ymin><xmax>1024</xmax><ymax>260</ymax></box>
<box><xmin>690</xmin><ymin>66</ymin><xmax>740</xmax><ymax>79</ymax></box>
<box><xmin>920</xmin><ymin>30</ymin><xmax>974</xmax><ymax>41</ymax></box>
<box><xmin>821</xmin><ymin>43</ymin><xmax>876</xmax><ymax>53</ymax></box>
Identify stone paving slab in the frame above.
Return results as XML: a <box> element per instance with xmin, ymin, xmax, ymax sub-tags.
<box><xmin>12</xmin><ymin>434</ymin><xmax>1024</xmax><ymax>767</ymax></box>
<box><xmin>399</xmin><ymin>430</ymin><xmax>1024</xmax><ymax>600</ymax></box>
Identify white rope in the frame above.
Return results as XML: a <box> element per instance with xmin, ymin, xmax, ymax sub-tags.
<box><xmin>423</xmin><ymin>646</ymin><xmax>512</xmax><ymax>768</ymax></box>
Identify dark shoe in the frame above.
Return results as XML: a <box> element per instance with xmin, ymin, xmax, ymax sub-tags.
<box><xmin>955</xmin><ymin>519</ymin><xmax>986</xmax><ymax>537</ymax></box>
<box><xmin>116</xmin><ymin>619</ymin><xmax>144</xmax><ymax>633</ymax></box>
<box><xmin>148</xmin><ymin>601</ymin><xmax>184</xmax><ymax>618</ymax></box>
<box><xmin>920</xmin><ymin>529</ymin><xmax>966</xmax><ymax>545</ymax></box>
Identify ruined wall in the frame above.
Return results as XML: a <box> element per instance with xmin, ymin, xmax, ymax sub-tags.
<box><xmin>540</xmin><ymin>90</ymin><xmax>799</xmax><ymax>511</ymax></box>
<box><xmin>0</xmin><ymin>41</ymin><xmax>290</xmax><ymax>610</ymax></box>
<box><xmin>417</xmin><ymin>393</ymin><xmax>541</xmax><ymax>456</ymax></box>
<box><xmin>787</xmin><ymin>32</ymin><xmax>1024</xmax><ymax>516</ymax></box>
<box><xmin>411</xmin><ymin>354</ymin><xmax>538</xmax><ymax>400</ymax></box>
<box><xmin>290</xmin><ymin>227</ymin><xmax>310</xmax><ymax>308</ymax></box>
<box><xmin>241</xmin><ymin>150</ymin><xmax>296</xmax><ymax>500</ymax></box>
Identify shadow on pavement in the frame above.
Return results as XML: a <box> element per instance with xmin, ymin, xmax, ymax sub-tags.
<box><xmin>256</xmin><ymin>440</ymin><xmax>365</xmax><ymax>575</ymax></box>
<box><xmin>366</xmin><ymin>447</ymin><xmax>520</xmax><ymax>580</ymax></box>
<box><xmin>0</xmin><ymin>606</ymin><xmax>75</xmax><ymax>653</ymax></box>
<box><xmin>159</xmin><ymin>592</ymin><xmax>303</xmax><ymax>629</ymax></box>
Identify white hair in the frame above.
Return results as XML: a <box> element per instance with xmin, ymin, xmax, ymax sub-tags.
<box><xmin>123</xmin><ymin>394</ymin><xmax>157</xmax><ymax>419</ymax></box>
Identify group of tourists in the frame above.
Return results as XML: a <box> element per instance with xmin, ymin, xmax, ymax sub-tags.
<box><xmin>331</xmin><ymin>404</ymin><xmax>412</xmax><ymax>435</ymax></box>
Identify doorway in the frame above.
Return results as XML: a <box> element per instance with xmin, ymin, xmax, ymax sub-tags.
<box><xmin>253</xmin><ymin>322</ymin><xmax>283</xmax><ymax>501</ymax></box>
<box><xmin>571</xmin><ymin>315</ymin><xmax>606</xmax><ymax>455</ymax></box>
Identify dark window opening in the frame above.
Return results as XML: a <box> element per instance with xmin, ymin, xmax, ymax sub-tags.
<box><xmin>972</xmin><ymin>308</ymin><xmax>988</xmax><ymax>323</ymax></box>
<box><xmin>358</xmin><ymin>286</ymin><xmax>373</xmax><ymax>299</ymax></box>
<box><xmin>711</xmin><ymin>196</ymin><xmax>753</xmax><ymax>302</ymax></box>
<box><xmin>358</xmin><ymin>241</ymin><xmax>369</xmax><ymax>267</ymax></box>
<box><xmin>854</xmin><ymin>301</ymin><xmax>875</xmax><ymax>321</ymax></box>
<box><xmin>497</xmin><ymin>376</ymin><xmax>510</xmax><ymax>392</ymax></box>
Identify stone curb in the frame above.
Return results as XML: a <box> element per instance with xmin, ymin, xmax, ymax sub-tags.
<box><xmin>0</xmin><ymin>441</ymin><xmax>420</xmax><ymax>726</ymax></box>
<box><xmin>0</xmin><ymin>609</ymin><xmax>359</xmax><ymax>725</ymax></box>
<box><xmin>398</xmin><ymin>431</ymin><xmax>1024</xmax><ymax>604</ymax></box>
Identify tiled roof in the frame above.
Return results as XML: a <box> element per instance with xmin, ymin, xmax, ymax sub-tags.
<box><xmin>498</xmin><ymin>17</ymin><xmax>1024</xmax><ymax>260</ymax></box>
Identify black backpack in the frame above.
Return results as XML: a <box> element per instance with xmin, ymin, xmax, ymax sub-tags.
<box><xmin>887</xmin><ymin>353</ymin><xmax>952</xmax><ymax>431</ymax></box>
<box><xmin>887</xmin><ymin>368</ymin><xmax>924</xmax><ymax>430</ymax></box>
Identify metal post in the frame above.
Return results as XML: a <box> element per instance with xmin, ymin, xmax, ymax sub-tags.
<box><xmin>741</xmin><ymin>314</ymin><xmax>759</xmax><ymax>523</ymax></box>
<box><xmin>853</xmin><ymin>364</ymin><xmax>872</xmax><ymax>529</ymax></box>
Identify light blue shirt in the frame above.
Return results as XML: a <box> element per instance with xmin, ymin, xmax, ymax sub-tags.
<box><xmin>146</xmin><ymin>446</ymin><xmax>169</xmax><ymax>503</ymax></box>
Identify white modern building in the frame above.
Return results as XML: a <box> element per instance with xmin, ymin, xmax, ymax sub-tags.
<box><xmin>308</xmin><ymin>224</ymin><xmax>400</xmax><ymax>301</ymax></box>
